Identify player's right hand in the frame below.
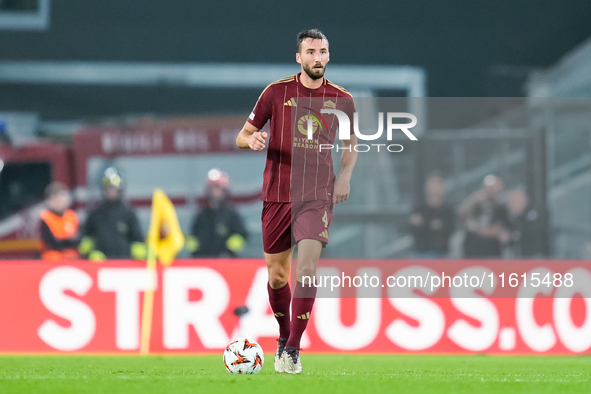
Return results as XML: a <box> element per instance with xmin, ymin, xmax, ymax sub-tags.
<box><xmin>248</xmin><ymin>131</ymin><xmax>267</xmax><ymax>150</ymax></box>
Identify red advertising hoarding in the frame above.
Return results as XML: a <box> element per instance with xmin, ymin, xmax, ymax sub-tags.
<box><xmin>0</xmin><ymin>260</ymin><xmax>589</xmax><ymax>355</ymax></box>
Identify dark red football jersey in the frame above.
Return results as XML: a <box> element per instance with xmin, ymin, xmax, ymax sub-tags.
<box><xmin>248</xmin><ymin>73</ymin><xmax>355</xmax><ymax>202</ymax></box>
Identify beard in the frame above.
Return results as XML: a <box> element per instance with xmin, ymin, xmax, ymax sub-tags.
<box><xmin>303</xmin><ymin>62</ymin><xmax>326</xmax><ymax>80</ymax></box>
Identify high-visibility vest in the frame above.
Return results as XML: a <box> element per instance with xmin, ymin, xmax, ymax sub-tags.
<box><xmin>40</xmin><ymin>209</ymin><xmax>80</xmax><ymax>261</ymax></box>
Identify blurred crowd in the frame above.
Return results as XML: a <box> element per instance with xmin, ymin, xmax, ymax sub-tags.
<box><xmin>39</xmin><ymin>166</ymin><xmax>543</xmax><ymax>262</ymax></box>
<box><xmin>39</xmin><ymin>167</ymin><xmax>248</xmax><ymax>262</ymax></box>
<box><xmin>408</xmin><ymin>173</ymin><xmax>544</xmax><ymax>259</ymax></box>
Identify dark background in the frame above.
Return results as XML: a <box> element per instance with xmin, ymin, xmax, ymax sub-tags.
<box><xmin>1</xmin><ymin>0</ymin><xmax>591</xmax><ymax>119</ymax></box>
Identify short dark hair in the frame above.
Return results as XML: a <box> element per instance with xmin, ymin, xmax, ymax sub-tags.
<box><xmin>297</xmin><ymin>29</ymin><xmax>328</xmax><ymax>52</ymax></box>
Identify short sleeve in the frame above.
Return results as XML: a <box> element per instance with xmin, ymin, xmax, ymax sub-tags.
<box><xmin>247</xmin><ymin>85</ymin><xmax>273</xmax><ymax>130</ymax></box>
<box><xmin>341</xmin><ymin>94</ymin><xmax>356</xmax><ymax>136</ymax></box>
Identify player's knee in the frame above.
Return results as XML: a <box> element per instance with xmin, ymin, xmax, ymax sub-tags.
<box><xmin>268</xmin><ymin>274</ymin><xmax>288</xmax><ymax>289</ymax></box>
<box><xmin>297</xmin><ymin>262</ymin><xmax>316</xmax><ymax>280</ymax></box>
<box><xmin>268</xmin><ymin>267</ymin><xmax>289</xmax><ymax>289</ymax></box>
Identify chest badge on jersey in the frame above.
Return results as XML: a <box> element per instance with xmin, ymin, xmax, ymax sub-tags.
<box><xmin>323</xmin><ymin>100</ymin><xmax>336</xmax><ymax>109</ymax></box>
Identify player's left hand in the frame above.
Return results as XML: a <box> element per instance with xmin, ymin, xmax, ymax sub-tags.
<box><xmin>332</xmin><ymin>176</ymin><xmax>350</xmax><ymax>204</ymax></box>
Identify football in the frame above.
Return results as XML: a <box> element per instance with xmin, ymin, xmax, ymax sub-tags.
<box><xmin>223</xmin><ymin>338</ymin><xmax>264</xmax><ymax>374</ymax></box>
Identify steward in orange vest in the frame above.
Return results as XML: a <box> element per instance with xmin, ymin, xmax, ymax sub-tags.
<box><xmin>39</xmin><ymin>182</ymin><xmax>80</xmax><ymax>261</ymax></box>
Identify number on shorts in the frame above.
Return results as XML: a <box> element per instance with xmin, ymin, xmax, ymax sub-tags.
<box><xmin>322</xmin><ymin>211</ymin><xmax>328</xmax><ymax>228</ymax></box>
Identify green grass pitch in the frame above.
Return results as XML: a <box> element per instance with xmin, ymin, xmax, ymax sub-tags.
<box><xmin>0</xmin><ymin>354</ymin><xmax>590</xmax><ymax>394</ymax></box>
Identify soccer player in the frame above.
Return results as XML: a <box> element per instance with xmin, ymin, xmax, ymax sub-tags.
<box><xmin>236</xmin><ymin>29</ymin><xmax>358</xmax><ymax>374</ymax></box>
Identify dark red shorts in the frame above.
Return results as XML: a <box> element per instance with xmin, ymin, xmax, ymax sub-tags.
<box><xmin>261</xmin><ymin>200</ymin><xmax>334</xmax><ymax>254</ymax></box>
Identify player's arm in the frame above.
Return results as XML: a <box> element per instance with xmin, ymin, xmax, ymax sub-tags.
<box><xmin>237</xmin><ymin>83</ymin><xmax>272</xmax><ymax>150</ymax></box>
<box><xmin>236</xmin><ymin>121</ymin><xmax>268</xmax><ymax>150</ymax></box>
<box><xmin>333</xmin><ymin>134</ymin><xmax>358</xmax><ymax>204</ymax></box>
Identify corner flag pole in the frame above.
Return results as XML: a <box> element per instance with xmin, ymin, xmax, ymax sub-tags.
<box><xmin>139</xmin><ymin>189</ymin><xmax>185</xmax><ymax>355</ymax></box>
<box><xmin>140</xmin><ymin>248</ymin><xmax>157</xmax><ymax>354</ymax></box>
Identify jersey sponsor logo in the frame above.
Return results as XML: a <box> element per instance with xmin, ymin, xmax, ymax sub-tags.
<box><xmin>292</xmin><ymin>135</ymin><xmax>319</xmax><ymax>150</ymax></box>
<box><xmin>249</xmin><ymin>112</ymin><xmax>255</xmax><ymax>120</ymax></box>
<box><xmin>284</xmin><ymin>98</ymin><xmax>297</xmax><ymax>106</ymax></box>
<box><xmin>297</xmin><ymin>114</ymin><xmax>320</xmax><ymax>136</ymax></box>
<box><xmin>303</xmin><ymin>107</ymin><xmax>329</xmax><ymax>132</ymax></box>
<box><xmin>297</xmin><ymin>107</ymin><xmax>329</xmax><ymax>138</ymax></box>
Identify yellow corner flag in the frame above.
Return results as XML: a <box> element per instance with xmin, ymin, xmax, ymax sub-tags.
<box><xmin>140</xmin><ymin>189</ymin><xmax>184</xmax><ymax>354</ymax></box>
<box><xmin>146</xmin><ymin>188</ymin><xmax>185</xmax><ymax>266</ymax></box>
